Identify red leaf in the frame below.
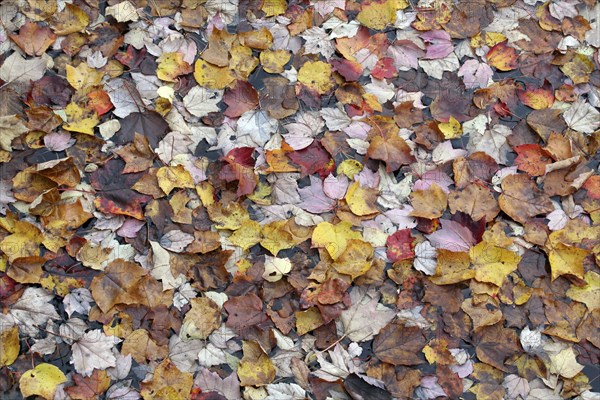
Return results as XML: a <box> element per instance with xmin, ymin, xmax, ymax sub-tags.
<box><xmin>371</xmin><ymin>57</ymin><xmax>397</xmax><ymax>79</ymax></box>
<box><xmin>220</xmin><ymin>147</ymin><xmax>258</xmax><ymax>196</ymax></box>
<box><xmin>289</xmin><ymin>141</ymin><xmax>335</xmax><ymax>177</ymax></box>
<box><xmin>386</xmin><ymin>229</ymin><xmax>415</xmax><ymax>262</ymax></box>
<box><xmin>514</xmin><ymin>144</ymin><xmax>553</xmax><ymax>176</ymax></box>
<box><xmin>223</xmin><ymin>80</ymin><xmax>259</xmax><ymax>118</ymax></box>
<box><xmin>331</xmin><ymin>58</ymin><xmax>364</xmax><ymax>81</ymax></box>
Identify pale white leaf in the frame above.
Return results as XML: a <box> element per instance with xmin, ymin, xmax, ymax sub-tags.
<box><xmin>160</xmin><ymin>230</ymin><xmax>194</xmax><ymax>253</ymax></box>
<box><xmin>105</xmin><ymin>78</ymin><xmax>145</xmax><ymax>118</ymax></box>
<box><xmin>263</xmin><ymin>256</ymin><xmax>292</xmax><ymax>282</ymax></box>
<box><xmin>64</xmin><ymin>288</ymin><xmax>94</xmax><ymax>317</ymax></box>
<box><xmin>339</xmin><ymin>286</ymin><xmax>395</xmax><ymax>342</ymax></box>
<box><xmin>301</xmin><ymin>27</ymin><xmax>335</xmax><ymax>59</ymax></box>
<box><xmin>503</xmin><ymin>374</ymin><xmax>530</xmax><ymax>399</ymax></box>
<box><xmin>0</xmin><ymin>52</ymin><xmax>46</xmax><ymax>84</ymax></box>
<box><xmin>563</xmin><ymin>99</ymin><xmax>600</xmax><ymax>133</ymax></box>
<box><xmin>320</xmin><ymin>107</ymin><xmax>351</xmax><ymax>131</ymax></box>
<box><xmin>418</xmin><ymin>53</ymin><xmax>460</xmax><ymax>80</ymax></box>
<box><xmin>169</xmin><ymin>335</ymin><xmax>203</xmax><ymax>373</ymax></box>
<box><xmin>414</xmin><ymin>241</ymin><xmax>437</xmax><ymax>275</ymax></box>
<box><xmin>106</xmin><ymin>1</ymin><xmax>139</xmax><ymax>22</ymax></box>
<box><xmin>183</xmin><ymin>86</ymin><xmax>222</xmax><ymax>118</ymax></box>
<box><xmin>265</xmin><ymin>383</ymin><xmax>306</xmax><ymax>400</ymax></box>
<box><xmin>9</xmin><ymin>287</ymin><xmax>60</xmax><ymax>336</ymax></box>
<box><xmin>71</xmin><ymin>330</ymin><xmax>120</xmax><ymax>377</ymax></box>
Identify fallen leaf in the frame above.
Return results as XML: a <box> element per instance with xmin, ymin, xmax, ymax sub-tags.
<box><xmin>340</xmin><ymin>286</ymin><xmax>395</xmax><ymax>342</ymax></box>
<box><xmin>19</xmin><ymin>363</ymin><xmax>67</xmax><ymax>400</ymax></box>
<box><xmin>312</xmin><ymin>221</ymin><xmax>362</xmax><ymax>260</ymax></box>
<box><xmin>140</xmin><ymin>358</ymin><xmax>193</xmax><ymax>400</ymax></box>
<box><xmin>9</xmin><ymin>21</ymin><xmax>57</xmax><ymax>56</ymax></box>
<box><xmin>0</xmin><ymin>326</ymin><xmax>19</xmax><ymax>366</ymax></box>
<box><xmin>237</xmin><ymin>341</ymin><xmax>276</xmax><ymax>386</ymax></box>
<box><xmin>373</xmin><ymin>322</ymin><xmax>426</xmax><ymax>366</ymax></box>
<box><xmin>181</xmin><ymin>297</ymin><xmax>221</xmax><ymax>340</ymax></box>
<box><xmin>486</xmin><ymin>41</ymin><xmax>518</xmax><ymax>71</ymax></box>
<box><xmin>498</xmin><ymin>174</ymin><xmax>554</xmax><ymax>224</ymax></box>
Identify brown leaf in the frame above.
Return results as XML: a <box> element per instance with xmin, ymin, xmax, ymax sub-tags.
<box><xmin>224</xmin><ymin>293</ymin><xmax>268</xmax><ymax>333</ymax></box>
<box><xmin>90</xmin><ymin>259</ymin><xmax>164</xmax><ymax>313</ymax></box>
<box><xmin>9</xmin><ymin>21</ymin><xmax>57</xmax><ymax>56</ymax></box>
<box><xmin>498</xmin><ymin>174</ymin><xmax>554</xmax><ymax>224</ymax></box>
<box><xmin>140</xmin><ymin>358</ymin><xmax>193</xmax><ymax>400</ymax></box>
<box><xmin>448</xmin><ymin>183</ymin><xmax>499</xmax><ymax>222</ymax></box>
<box><xmin>410</xmin><ymin>183</ymin><xmax>448</xmax><ymax>219</ymax></box>
<box><xmin>473</xmin><ymin>323</ymin><xmax>520</xmax><ymax>372</ymax></box>
<box><xmin>65</xmin><ymin>369</ymin><xmax>111</xmax><ymax>400</ymax></box>
<box><xmin>373</xmin><ymin>322</ymin><xmax>426</xmax><ymax>366</ymax></box>
<box><xmin>366</xmin><ymin>135</ymin><xmax>415</xmax><ymax>173</ymax></box>
<box><xmin>115</xmin><ymin>132</ymin><xmax>155</xmax><ymax>173</ymax></box>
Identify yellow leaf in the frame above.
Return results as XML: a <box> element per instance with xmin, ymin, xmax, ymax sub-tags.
<box><xmin>560</xmin><ymin>54</ymin><xmax>594</xmax><ymax>85</ymax></box>
<box><xmin>485</xmin><ymin>32</ymin><xmax>507</xmax><ymax>47</ymax></box>
<box><xmin>237</xmin><ymin>341</ymin><xmax>276</xmax><ymax>386</ymax></box>
<box><xmin>298</xmin><ymin>61</ymin><xmax>334</xmax><ymax>94</ymax></box>
<box><xmin>438</xmin><ymin>116</ymin><xmax>463</xmax><ymax>139</ymax></box>
<box><xmin>196</xmin><ymin>182</ymin><xmax>215</xmax><ymax>207</ymax></box>
<box><xmin>566</xmin><ymin>271</ymin><xmax>600</xmax><ymax>311</ymax></box>
<box><xmin>157</xmin><ymin>52</ymin><xmax>192</xmax><ymax>82</ymax></box>
<box><xmin>229</xmin><ymin>220</ymin><xmax>262</xmax><ymax>250</ymax></box>
<box><xmin>247</xmin><ymin>182</ymin><xmax>273</xmax><ymax>205</ymax></box>
<box><xmin>312</xmin><ymin>221</ymin><xmax>362</xmax><ymax>260</ymax></box>
<box><xmin>410</xmin><ymin>183</ymin><xmax>448</xmax><ymax>219</ymax></box>
<box><xmin>229</xmin><ymin>45</ymin><xmax>259</xmax><ymax>80</ymax></box>
<box><xmin>295</xmin><ymin>307</ymin><xmax>324</xmax><ymax>335</ymax></box>
<box><xmin>430</xmin><ymin>250</ymin><xmax>474</xmax><ymax>285</ymax></box>
<box><xmin>19</xmin><ymin>363</ymin><xmax>67</xmax><ymax>400</ymax></box>
<box><xmin>0</xmin><ymin>221</ymin><xmax>43</xmax><ymax>262</ymax></box>
<box><xmin>357</xmin><ymin>0</ymin><xmax>397</xmax><ymax>30</ymax></box>
<box><xmin>548</xmin><ymin>243</ymin><xmax>588</xmax><ymax>281</ymax></box>
<box><xmin>259</xmin><ymin>49</ymin><xmax>291</xmax><ymax>74</ymax></box>
<box><xmin>470</xmin><ymin>241</ymin><xmax>520</xmax><ymax>286</ymax></box>
<box><xmin>66</xmin><ymin>62</ymin><xmax>103</xmax><ymax>90</ymax></box>
<box><xmin>0</xmin><ymin>326</ymin><xmax>19</xmax><ymax>366</ymax></box>
<box><xmin>549</xmin><ymin>347</ymin><xmax>584</xmax><ymax>379</ymax></box>
<box><xmin>337</xmin><ymin>159</ymin><xmax>363</xmax><ymax>179</ymax></box>
<box><xmin>140</xmin><ymin>359</ymin><xmax>193</xmax><ymax>400</ymax></box>
<box><xmin>333</xmin><ymin>239</ymin><xmax>373</xmax><ymax>280</ymax></box>
<box><xmin>261</xmin><ymin>219</ymin><xmax>312</xmax><ymax>255</ymax></box>
<box><xmin>345</xmin><ymin>181</ymin><xmax>379</xmax><ymax>216</ymax></box>
<box><xmin>194</xmin><ymin>59</ymin><xmax>235</xmax><ymax>89</ymax></box>
<box><xmin>180</xmin><ymin>297</ymin><xmax>221</xmax><ymax>340</ymax></box>
<box><xmin>50</xmin><ymin>4</ymin><xmax>89</xmax><ymax>35</ymax></box>
<box><xmin>207</xmin><ymin>202</ymin><xmax>250</xmax><ymax>230</ymax></box>
<box><xmin>63</xmin><ymin>102</ymin><xmax>100</xmax><ymax>135</ymax></box>
<box><xmin>156</xmin><ymin>165</ymin><xmax>195</xmax><ymax>195</ymax></box>
<box><xmin>261</xmin><ymin>0</ymin><xmax>287</xmax><ymax>16</ymax></box>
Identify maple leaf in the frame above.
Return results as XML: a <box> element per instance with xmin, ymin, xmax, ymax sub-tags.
<box><xmin>71</xmin><ymin>330</ymin><xmax>120</xmax><ymax>377</ymax></box>
<box><xmin>498</xmin><ymin>174</ymin><xmax>554</xmax><ymax>224</ymax></box>
<box><xmin>426</xmin><ymin>219</ymin><xmax>476</xmax><ymax>252</ymax></box>
<box><xmin>340</xmin><ymin>286</ymin><xmax>395</xmax><ymax>342</ymax></box>
<box><xmin>373</xmin><ymin>322</ymin><xmax>426</xmax><ymax>366</ymax></box>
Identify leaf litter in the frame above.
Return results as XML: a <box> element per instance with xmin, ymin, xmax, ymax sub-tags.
<box><xmin>0</xmin><ymin>0</ymin><xmax>599</xmax><ymax>399</ymax></box>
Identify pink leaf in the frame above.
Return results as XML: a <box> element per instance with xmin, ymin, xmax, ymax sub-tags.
<box><xmin>117</xmin><ymin>219</ymin><xmax>145</xmax><ymax>238</ymax></box>
<box><xmin>421</xmin><ymin>30</ymin><xmax>453</xmax><ymax>59</ymax></box>
<box><xmin>458</xmin><ymin>59</ymin><xmax>493</xmax><ymax>89</ymax></box>
<box><xmin>426</xmin><ymin>220</ymin><xmax>476</xmax><ymax>252</ymax></box>
<box><xmin>323</xmin><ymin>174</ymin><xmax>349</xmax><ymax>199</ymax></box>
<box><xmin>298</xmin><ymin>175</ymin><xmax>336</xmax><ymax>213</ymax></box>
